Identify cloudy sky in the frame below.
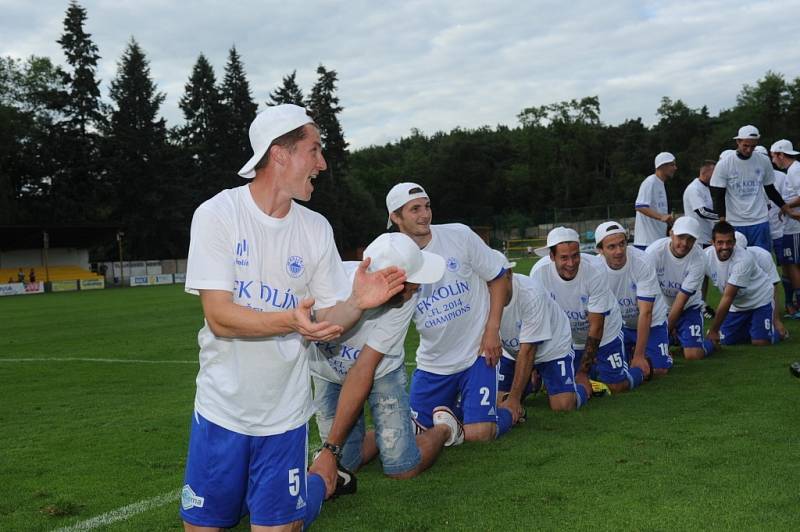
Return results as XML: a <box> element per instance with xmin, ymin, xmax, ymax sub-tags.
<box><xmin>3</xmin><ymin>1</ymin><xmax>800</xmax><ymax>149</ymax></box>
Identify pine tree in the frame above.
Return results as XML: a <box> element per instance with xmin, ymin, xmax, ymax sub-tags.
<box><xmin>178</xmin><ymin>53</ymin><xmax>224</xmax><ymax>202</ymax></box>
<box><xmin>307</xmin><ymin>65</ymin><xmax>348</xmax><ymax>178</ymax></box>
<box><xmin>267</xmin><ymin>70</ymin><xmax>305</xmax><ymax>106</ymax></box>
<box><xmin>57</xmin><ymin>0</ymin><xmax>104</xmax><ymax>135</ymax></box>
<box><xmin>106</xmin><ymin>38</ymin><xmax>175</xmax><ymax>258</ymax></box>
<box><xmin>219</xmin><ymin>46</ymin><xmax>257</xmax><ymax>185</ymax></box>
<box><xmin>51</xmin><ymin>0</ymin><xmax>106</xmax><ymax>222</ymax></box>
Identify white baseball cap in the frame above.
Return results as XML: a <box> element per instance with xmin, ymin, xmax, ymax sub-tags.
<box><xmin>238</xmin><ymin>104</ymin><xmax>314</xmax><ymax>179</ymax></box>
<box><xmin>754</xmin><ymin>145</ymin><xmax>769</xmax><ymax>156</ymax></box>
<box><xmin>363</xmin><ymin>232</ymin><xmax>444</xmax><ymax>284</ymax></box>
<box><xmin>770</xmin><ymin>139</ymin><xmax>799</xmax><ymax>156</ymax></box>
<box><xmin>733</xmin><ymin>125</ymin><xmax>760</xmax><ymax>140</ymax></box>
<box><xmin>671</xmin><ymin>216</ymin><xmax>700</xmax><ymax>239</ymax></box>
<box><xmin>734</xmin><ymin>231</ymin><xmax>748</xmax><ymax>248</ymax></box>
<box><xmin>535</xmin><ymin>226</ymin><xmax>580</xmax><ymax>257</ymax></box>
<box><xmin>594</xmin><ymin>221</ymin><xmax>627</xmax><ymax>246</ymax></box>
<box><xmin>385</xmin><ymin>182</ymin><xmax>429</xmax><ymax>229</ymax></box>
<box><xmin>654</xmin><ymin>152</ymin><xmax>675</xmax><ymax>169</ymax></box>
<box><xmin>492</xmin><ymin>249</ymin><xmax>517</xmax><ymax>270</ymax></box>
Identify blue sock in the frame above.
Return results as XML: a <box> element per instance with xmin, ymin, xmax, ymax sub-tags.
<box><xmin>702</xmin><ymin>339</ymin><xmax>715</xmax><ymax>357</ymax></box>
<box><xmin>303</xmin><ymin>473</ymin><xmax>325</xmax><ymax>530</ymax></box>
<box><xmin>575</xmin><ymin>385</ymin><xmax>588</xmax><ymax>409</ymax></box>
<box><xmin>627</xmin><ymin>367</ymin><xmax>645</xmax><ymax>389</ymax></box>
<box><xmin>496</xmin><ymin>408</ymin><xmax>513</xmax><ymax>438</ymax></box>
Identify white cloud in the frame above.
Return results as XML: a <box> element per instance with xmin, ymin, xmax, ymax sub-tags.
<box><xmin>2</xmin><ymin>0</ymin><xmax>800</xmax><ymax>148</ymax></box>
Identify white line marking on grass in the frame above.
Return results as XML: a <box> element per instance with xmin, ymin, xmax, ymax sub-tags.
<box><xmin>54</xmin><ymin>490</ymin><xmax>179</xmax><ymax>531</ymax></box>
<box><xmin>0</xmin><ymin>357</ymin><xmax>196</xmax><ymax>364</ymax></box>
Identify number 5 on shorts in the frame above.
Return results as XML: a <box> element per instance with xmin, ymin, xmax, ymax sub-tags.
<box><xmin>289</xmin><ymin>468</ymin><xmax>300</xmax><ymax>496</ymax></box>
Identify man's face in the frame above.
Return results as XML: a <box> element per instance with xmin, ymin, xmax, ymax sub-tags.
<box><xmin>392</xmin><ymin>197</ymin><xmax>432</xmax><ymax>239</ymax></box>
<box><xmin>771</xmin><ymin>152</ymin><xmax>790</xmax><ymax>170</ymax></box>
<box><xmin>669</xmin><ymin>232</ymin><xmax>696</xmax><ymax>258</ymax></box>
<box><xmin>713</xmin><ymin>232</ymin><xmax>735</xmax><ymax>261</ymax></box>
<box><xmin>282</xmin><ymin>125</ymin><xmax>327</xmax><ymax>202</ymax></box>
<box><xmin>388</xmin><ymin>282</ymin><xmax>421</xmax><ymax>308</ymax></box>
<box><xmin>659</xmin><ymin>161</ymin><xmax>677</xmax><ymax>178</ymax></box>
<box><xmin>736</xmin><ymin>139</ymin><xmax>758</xmax><ymax>158</ymax></box>
<box><xmin>551</xmin><ymin>242</ymin><xmax>581</xmax><ymax>281</ymax></box>
<box><xmin>598</xmin><ymin>233</ymin><xmax>627</xmax><ymax>270</ymax></box>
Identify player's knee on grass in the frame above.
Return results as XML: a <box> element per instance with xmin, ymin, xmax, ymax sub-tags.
<box><xmin>548</xmin><ymin>392</ymin><xmax>577</xmax><ymax>411</ymax></box>
<box><xmin>683</xmin><ymin>347</ymin><xmax>705</xmax><ymax>360</ymax></box>
<box><xmin>606</xmin><ymin>380</ymin><xmax>630</xmax><ymax>394</ymax></box>
<box><xmin>464</xmin><ymin>421</ymin><xmax>496</xmax><ymax>442</ymax></box>
<box><xmin>652</xmin><ymin>367</ymin><xmax>669</xmax><ymax>376</ymax></box>
<box><xmin>751</xmin><ymin>339</ymin><xmax>771</xmax><ymax>346</ymax></box>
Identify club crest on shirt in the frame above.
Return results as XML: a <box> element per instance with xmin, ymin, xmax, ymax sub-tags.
<box><xmin>286</xmin><ymin>256</ymin><xmax>304</xmax><ymax>278</ymax></box>
<box><xmin>580</xmin><ymin>294</ymin><xmax>589</xmax><ymax>306</ymax></box>
<box><xmin>630</xmin><ymin>281</ymin><xmax>637</xmax><ymax>292</ymax></box>
<box><xmin>446</xmin><ymin>257</ymin><xmax>459</xmax><ymax>272</ymax></box>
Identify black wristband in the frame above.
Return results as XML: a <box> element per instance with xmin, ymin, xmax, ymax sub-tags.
<box><xmin>322</xmin><ymin>441</ymin><xmax>342</xmax><ymax>459</ymax></box>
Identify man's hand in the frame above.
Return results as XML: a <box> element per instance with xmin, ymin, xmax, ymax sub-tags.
<box><xmin>707</xmin><ymin>328</ymin><xmax>721</xmax><ymax>349</ymax></box>
<box><xmin>309</xmin><ymin>448</ymin><xmax>338</xmax><ymax>499</ymax></box>
<box><xmin>631</xmin><ymin>353</ymin><xmax>651</xmax><ymax>377</ymax></box>
<box><xmin>351</xmin><ymin>258</ymin><xmax>406</xmax><ymax>310</ymax></box>
<box><xmin>662</xmin><ymin>213</ymin><xmax>675</xmax><ymax>225</ymax></box>
<box><xmin>498</xmin><ymin>396</ymin><xmax>524</xmax><ymax>424</ymax></box>
<box><xmin>292</xmin><ymin>298</ymin><xmax>343</xmax><ymax>342</ymax></box>
<box><xmin>479</xmin><ymin>327</ymin><xmax>502</xmax><ymax>366</ymax></box>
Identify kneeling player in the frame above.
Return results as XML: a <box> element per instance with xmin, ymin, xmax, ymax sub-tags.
<box><xmin>310</xmin><ymin>233</ymin><xmax>461</xmax><ymax>486</ymax></box>
<box><xmin>705</xmin><ymin>222</ymin><xmax>777</xmax><ymax>346</ymax></box>
<box><xmin>494</xmin><ymin>252</ymin><xmax>589</xmax><ymax>414</ymax></box>
<box><xmin>734</xmin><ymin>231</ymin><xmax>788</xmax><ymax>340</ymax></box>
<box><xmin>595</xmin><ymin>221</ymin><xmax>670</xmax><ymax>376</ymax></box>
<box><xmin>646</xmin><ymin>217</ymin><xmax>715</xmax><ymax>360</ymax></box>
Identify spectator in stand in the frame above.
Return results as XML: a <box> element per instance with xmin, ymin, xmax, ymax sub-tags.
<box><xmin>17</xmin><ymin>268</ymin><xmax>25</xmax><ymax>283</ymax></box>
<box><xmin>29</xmin><ymin>269</ymin><xmax>36</xmax><ymax>283</ymax></box>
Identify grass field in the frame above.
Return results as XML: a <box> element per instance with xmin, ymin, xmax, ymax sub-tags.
<box><xmin>1</xmin><ymin>261</ymin><xmax>799</xmax><ymax>531</ymax></box>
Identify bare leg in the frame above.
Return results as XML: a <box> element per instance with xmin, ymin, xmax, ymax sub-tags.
<box><xmin>683</xmin><ymin>347</ymin><xmax>705</xmax><ymax>360</ymax></box>
<box><xmin>463</xmin><ymin>421</ymin><xmax>496</xmax><ymax>442</ymax></box>
<box><xmin>548</xmin><ymin>392</ymin><xmax>577</xmax><ymax>411</ymax></box>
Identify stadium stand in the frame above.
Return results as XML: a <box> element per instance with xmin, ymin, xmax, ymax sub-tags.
<box><xmin>0</xmin><ymin>266</ymin><xmax>102</xmax><ymax>283</ymax></box>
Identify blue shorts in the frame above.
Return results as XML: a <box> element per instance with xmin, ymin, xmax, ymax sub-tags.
<box><xmin>410</xmin><ymin>357</ymin><xmax>497</xmax><ymax>427</ymax></box>
<box><xmin>535</xmin><ymin>351</ymin><xmax>580</xmax><ymax>396</ymax></box>
<box><xmin>733</xmin><ymin>222</ymin><xmax>771</xmax><ymax>253</ymax></box>
<box><xmin>674</xmin><ymin>306</ymin><xmax>705</xmax><ymax>348</ymax></box>
<box><xmin>781</xmin><ymin>233</ymin><xmax>800</xmax><ymax>265</ymax></box>
<box><xmin>720</xmin><ymin>302</ymin><xmax>775</xmax><ymax>345</ymax></box>
<box><xmin>623</xmin><ymin>323</ymin><xmax>673</xmax><ymax>370</ymax></box>
<box><xmin>313</xmin><ymin>366</ymin><xmax>421</xmax><ymax>475</ymax></box>
<box><xmin>575</xmin><ymin>334</ymin><xmax>630</xmax><ymax>385</ymax></box>
<box><xmin>497</xmin><ymin>357</ymin><xmax>533</xmax><ymax>397</ymax></box>
<box><xmin>181</xmin><ymin>412</ymin><xmax>307</xmax><ymax>528</ymax></box>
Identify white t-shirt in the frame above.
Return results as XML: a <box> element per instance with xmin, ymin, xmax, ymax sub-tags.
<box><xmin>709</xmin><ymin>152</ymin><xmax>774</xmax><ymax>225</ymax></box>
<box><xmin>767</xmin><ymin>170</ymin><xmax>787</xmax><ymax>238</ymax></box>
<box><xmin>413</xmin><ymin>224</ymin><xmax>506</xmax><ymax>375</ymax></box>
<box><xmin>309</xmin><ymin>263</ymin><xmax>414</xmax><ymax>385</ymax></box>
<box><xmin>645</xmin><ymin>237</ymin><xmax>706</xmax><ymax>310</ymax></box>
<box><xmin>783</xmin><ymin>162</ymin><xmax>800</xmax><ymax>236</ymax></box>
<box><xmin>600</xmin><ymin>247</ymin><xmax>668</xmax><ymax>330</ymax></box>
<box><xmin>185</xmin><ymin>185</ymin><xmax>348</xmax><ymax>436</ymax></box>
<box><xmin>704</xmin><ymin>246</ymin><xmax>773</xmax><ymax>312</ymax></box>
<box><xmin>499</xmin><ymin>273</ymin><xmax>573</xmax><ymax>364</ymax></box>
<box><xmin>745</xmin><ymin>245</ymin><xmax>780</xmax><ymax>285</ymax></box>
<box><xmin>682</xmin><ymin>178</ymin><xmax>715</xmax><ymax>246</ymax></box>
<box><xmin>634</xmin><ymin>174</ymin><xmax>669</xmax><ymax>246</ymax></box>
<box><xmin>530</xmin><ymin>254</ymin><xmax>622</xmax><ymax>349</ymax></box>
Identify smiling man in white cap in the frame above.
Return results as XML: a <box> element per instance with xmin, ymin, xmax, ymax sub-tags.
<box><xmin>492</xmin><ymin>251</ymin><xmax>589</xmax><ymax>413</ymax></box>
<box><xmin>181</xmin><ymin>104</ymin><xmax>406</xmax><ymax>530</ymax></box>
<box><xmin>530</xmin><ymin>227</ymin><xmax>642</xmax><ymax>395</ymax></box>
<box><xmin>634</xmin><ymin>152</ymin><xmax>676</xmax><ymax>249</ymax></box>
<box><xmin>710</xmin><ymin>125</ymin><xmax>798</xmax><ymax>252</ymax></box>
<box><xmin>309</xmin><ymin>232</ymin><xmax>462</xmax><ymax>489</ymax></box>
<box><xmin>645</xmin><ymin>216</ymin><xmax>714</xmax><ymax>361</ymax></box>
<box><xmin>769</xmin><ymin>139</ymin><xmax>800</xmax><ymax>317</ymax></box>
<box><xmin>595</xmin><ymin>221</ymin><xmax>670</xmax><ymax>377</ymax></box>
<box><xmin>386</xmin><ymin>182</ymin><xmax>514</xmax><ymax>442</ymax></box>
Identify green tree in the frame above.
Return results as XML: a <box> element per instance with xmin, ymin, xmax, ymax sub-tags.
<box><xmin>219</xmin><ymin>46</ymin><xmax>257</xmax><ymax>187</ymax></box>
<box><xmin>178</xmin><ymin>53</ymin><xmax>224</xmax><ymax>204</ymax></box>
<box><xmin>267</xmin><ymin>70</ymin><xmax>305</xmax><ymax>107</ymax></box>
